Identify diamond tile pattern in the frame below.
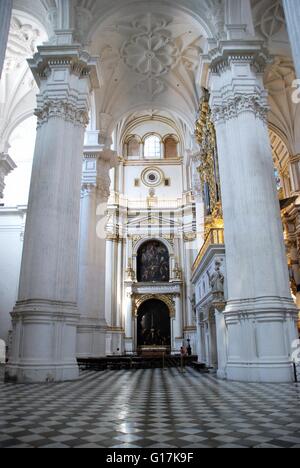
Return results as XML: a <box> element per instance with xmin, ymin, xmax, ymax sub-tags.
<box><xmin>0</xmin><ymin>366</ymin><xmax>300</xmax><ymax>448</ymax></box>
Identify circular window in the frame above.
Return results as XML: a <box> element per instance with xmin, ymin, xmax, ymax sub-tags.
<box><xmin>142</xmin><ymin>168</ymin><xmax>163</xmax><ymax>187</ymax></box>
<box><xmin>148</xmin><ymin>173</ymin><xmax>157</xmax><ymax>182</ymax></box>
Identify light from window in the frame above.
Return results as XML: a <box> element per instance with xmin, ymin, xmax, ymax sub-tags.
<box><xmin>144</xmin><ymin>135</ymin><xmax>161</xmax><ymax>159</ymax></box>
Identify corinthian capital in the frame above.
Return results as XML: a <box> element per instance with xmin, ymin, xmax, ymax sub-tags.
<box><xmin>211</xmin><ymin>93</ymin><xmax>269</xmax><ymax>124</ymax></box>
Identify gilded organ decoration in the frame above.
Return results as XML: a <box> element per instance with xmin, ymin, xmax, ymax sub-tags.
<box><xmin>195</xmin><ymin>89</ymin><xmax>221</xmax><ymax>216</ymax></box>
<box><xmin>137</xmin><ymin>240</ymin><xmax>170</xmax><ymax>282</ymax></box>
<box><xmin>195</xmin><ymin>89</ymin><xmax>223</xmax><ymax>236</ymax></box>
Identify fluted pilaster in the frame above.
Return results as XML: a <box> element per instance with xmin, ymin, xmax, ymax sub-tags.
<box><xmin>77</xmin><ymin>149</ymin><xmax>117</xmax><ymax>358</ymax></box>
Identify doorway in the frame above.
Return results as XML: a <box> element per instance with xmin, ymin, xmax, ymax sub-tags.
<box><xmin>137</xmin><ymin>299</ymin><xmax>171</xmax><ymax>349</ymax></box>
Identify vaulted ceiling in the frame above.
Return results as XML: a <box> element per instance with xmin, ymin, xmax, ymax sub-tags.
<box><xmin>89</xmin><ymin>4</ymin><xmax>208</xmax><ymax>131</ymax></box>
<box><xmin>1</xmin><ymin>0</ymin><xmax>296</xmax><ymax>160</ymax></box>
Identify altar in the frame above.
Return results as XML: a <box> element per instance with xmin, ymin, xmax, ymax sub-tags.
<box><xmin>138</xmin><ymin>346</ymin><xmax>170</xmax><ymax>358</ymax></box>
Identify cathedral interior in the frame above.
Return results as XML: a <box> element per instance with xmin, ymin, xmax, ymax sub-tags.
<box><xmin>0</xmin><ymin>0</ymin><xmax>300</xmax><ymax>450</ymax></box>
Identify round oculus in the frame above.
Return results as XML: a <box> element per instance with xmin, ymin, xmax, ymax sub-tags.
<box><xmin>141</xmin><ymin>168</ymin><xmax>163</xmax><ymax>187</ymax></box>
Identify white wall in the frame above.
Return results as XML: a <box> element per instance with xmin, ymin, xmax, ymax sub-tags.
<box><xmin>0</xmin><ymin>116</ymin><xmax>36</xmax><ymax>342</ymax></box>
<box><xmin>3</xmin><ymin>116</ymin><xmax>36</xmax><ymax>207</ymax></box>
<box><xmin>124</xmin><ymin>164</ymin><xmax>183</xmax><ymax>200</ymax></box>
<box><xmin>0</xmin><ymin>210</ymin><xmax>24</xmax><ymax>341</ymax></box>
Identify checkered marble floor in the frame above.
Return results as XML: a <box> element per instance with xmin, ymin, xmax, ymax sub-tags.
<box><xmin>0</xmin><ymin>365</ymin><xmax>300</xmax><ymax>448</ymax></box>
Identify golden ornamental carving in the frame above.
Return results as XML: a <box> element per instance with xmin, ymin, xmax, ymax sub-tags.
<box><xmin>183</xmin><ymin>232</ymin><xmax>197</xmax><ymax>242</ymax></box>
<box><xmin>173</xmin><ymin>263</ymin><xmax>182</xmax><ymax>280</ymax></box>
<box><xmin>133</xmin><ymin>294</ymin><xmax>176</xmax><ymax>318</ymax></box>
<box><xmin>106</xmin><ymin>233</ymin><xmax>119</xmax><ymax>241</ymax></box>
<box><xmin>195</xmin><ymin>89</ymin><xmax>223</xmax><ymax>238</ymax></box>
<box><xmin>126</xmin><ymin>259</ymin><xmax>136</xmax><ymax>281</ymax></box>
<box><xmin>131</xmin><ymin>235</ymin><xmax>145</xmax><ymax>249</ymax></box>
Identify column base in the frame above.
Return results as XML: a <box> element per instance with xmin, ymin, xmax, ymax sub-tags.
<box><xmin>184</xmin><ymin>328</ymin><xmax>197</xmax><ymax>355</ymax></box>
<box><xmin>225</xmin><ymin>297</ymin><xmax>298</xmax><ymax>383</ymax></box>
<box><xmin>124</xmin><ymin>337</ymin><xmax>134</xmax><ymax>354</ymax></box>
<box><xmin>225</xmin><ymin>362</ymin><xmax>295</xmax><ymax>383</ymax></box>
<box><xmin>5</xmin><ymin>363</ymin><xmax>79</xmax><ymax>384</ymax></box>
<box><xmin>7</xmin><ymin>299</ymin><xmax>80</xmax><ymax>383</ymax></box>
<box><xmin>106</xmin><ymin>328</ymin><xmax>124</xmax><ymax>355</ymax></box>
<box><xmin>217</xmin><ymin>369</ymin><xmax>227</xmax><ymax>380</ymax></box>
<box><xmin>172</xmin><ymin>338</ymin><xmax>184</xmax><ymax>354</ymax></box>
<box><xmin>77</xmin><ymin>317</ymin><xmax>107</xmax><ymax>358</ymax></box>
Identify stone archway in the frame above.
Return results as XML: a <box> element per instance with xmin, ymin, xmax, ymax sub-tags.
<box><xmin>137</xmin><ymin>299</ymin><xmax>171</xmax><ymax>349</ymax></box>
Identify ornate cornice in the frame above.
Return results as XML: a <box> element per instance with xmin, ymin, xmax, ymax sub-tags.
<box><xmin>28</xmin><ymin>46</ymin><xmax>100</xmax><ymax>87</ymax></box>
<box><xmin>206</xmin><ymin>40</ymin><xmax>271</xmax><ymax>75</ymax></box>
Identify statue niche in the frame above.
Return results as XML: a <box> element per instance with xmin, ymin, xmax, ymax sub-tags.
<box><xmin>137</xmin><ymin>240</ymin><xmax>170</xmax><ymax>283</ymax></box>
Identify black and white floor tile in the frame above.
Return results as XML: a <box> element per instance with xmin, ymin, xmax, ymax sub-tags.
<box><xmin>0</xmin><ymin>366</ymin><xmax>300</xmax><ymax>448</ymax></box>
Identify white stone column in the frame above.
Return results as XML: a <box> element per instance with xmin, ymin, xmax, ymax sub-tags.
<box><xmin>283</xmin><ymin>0</ymin><xmax>300</xmax><ymax>79</ymax></box>
<box><xmin>208</xmin><ymin>312</ymin><xmax>218</xmax><ymax>368</ymax></box>
<box><xmin>208</xmin><ymin>41</ymin><xmax>298</xmax><ymax>382</ymax></box>
<box><xmin>77</xmin><ymin>184</ymin><xmax>100</xmax><ymax>357</ymax></box>
<box><xmin>77</xmin><ymin>149</ymin><xmax>117</xmax><ymax>358</ymax></box>
<box><xmin>6</xmin><ymin>46</ymin><xmax>99</xmax><ymax>383</ymax></box>
<box><xmin>0</xmin><ymin>153</ymin><xmax>16</xmax><ymax>199</ymax></box>
<box><xmin>124</xmin><ymin>286</ymin><xmax>134</xmax><ymax>354</ymax></box>
<box><xmin>105</xmin><ymin>235</ymin><xmax>118</xmax><ymax>355</ymax></box>
<box><xmin>196</xmin><ymin>309</ymin><xmax>206</xmax><ymax>363</ymax></box>
<box><xmin>173</xmin><ymin>294</ymin><xmax>183</xmax><ymax>352</ymax></box>
<box><xmin>0</xmin><ymin>0</ymin><xmax>12</xmax><ymax>79</ymax></box>
<box><xmin>215</xmin><ymin>309</ymin><xmax>228</xmax><ymax>379</ymax></box>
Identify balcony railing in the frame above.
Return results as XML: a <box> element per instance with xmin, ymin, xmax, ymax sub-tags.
<box><xmin>192</xmin><ymin>228</ymin><xmax>225</xmax><ymax>273</ymax></box>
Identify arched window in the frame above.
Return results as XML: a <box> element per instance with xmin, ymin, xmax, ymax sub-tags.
<box><xmin>137</xmin><ymin>240</ymin><xmax>170</xmax><ymax>282</ymax></box>
<box><xmin>127</xmin><ymin>135</ymin><xmax>141</xmax><ymax>158</ymax></box>
<box><xmin>144</xmin><ymin>135</ymin><xmax>161</xmax><ymax>159</ymax></box>
<box><xmin>164</xmin><ymin>135</ymin><xmax>178</xmax><ymax>159</ymax></box>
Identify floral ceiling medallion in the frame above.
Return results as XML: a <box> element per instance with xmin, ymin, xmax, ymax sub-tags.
<box><xmin>121</xmin><ymin>32</ymin><xmax>180</xmax><ymax>77</ymax></box>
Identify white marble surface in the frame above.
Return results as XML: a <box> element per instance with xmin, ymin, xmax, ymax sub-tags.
<box><xmin>6</xmin><ymin>46</ymin><xmax>99</xmax><ymax>383</ymax></box>
<box><xmin>283</xmin><ymin>0</ymin><xmax>300</xmax><ymax>79</ymax></box>
<box><xmin>208</xmin><ymin>40</ymin><xmax>298</xmax><ymax>382</ymax></box>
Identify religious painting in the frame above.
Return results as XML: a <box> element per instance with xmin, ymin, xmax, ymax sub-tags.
<box><xmin>137</xmin><ymin>240</ymin><xmax>170</xmax><ymax>282</ymax></box>
<box><xmin>137</xmin><ymin>299</ymin><xmax>171</xmax><ymax>347</ymax></box>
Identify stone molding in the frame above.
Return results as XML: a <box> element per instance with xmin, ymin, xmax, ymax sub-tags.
<box><xmin>205</xmin><ymin>41</ymin><xmax>271</xmax><ymax>124</ymax></box>
<box><xmin>211</xmin><ymin>93</ymin><xmax>269</xmax><ymax>124</ymax></box>
<box><xmin>0</xmin><ymin>153</ymin><xmax>17</xmax><ymax>198</ymax></box>
<box><xmin>28</xmin><ymin>46</ymin><xmax>100</xmax><ymax>129</ymax></box>
<box><xmin>35</xmin><ymin>100</ymin><xmax>89</xmax><ymax>128</ymax></box>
